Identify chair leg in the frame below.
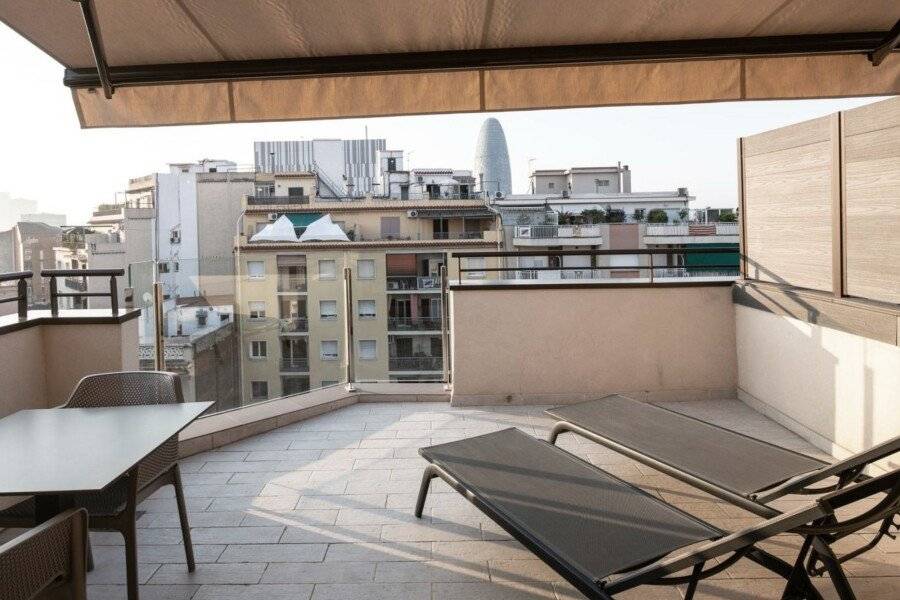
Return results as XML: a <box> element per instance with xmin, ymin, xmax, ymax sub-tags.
<box><xmin>683</xmin><ymin>562</ymin><xmax>704</xmax><ymax>600</ymax></box>
<box><xmin>781</xmin><ymin>536</ymin><xmax>823</xmax><ymax>600</ymax></box>
<box><xmin>172</xmin><ymin>464</ymin><xmax>195</xmax><ymax>572</ymax></box>
<box><xmin>414</xmin><ymin>465</ymin><xmax>439</xmax><ymax>518</ymax></box>
<box><xmin>811</xmin><ymin>537</ymin><xmax>857</xmax><ymax>600</ymax></box>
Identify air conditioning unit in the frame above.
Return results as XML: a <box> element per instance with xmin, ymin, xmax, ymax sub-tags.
<box><xmin>407</xmin><ymin>210</ymin><xmax>418</xmax><ymax>218</ymax></box>
<box><xmin>268</xmin><ymin>213</ymin><xmax>279</xmax><ymax>221</ymax></box>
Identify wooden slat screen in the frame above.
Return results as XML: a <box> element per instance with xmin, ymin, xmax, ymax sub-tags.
<box><xmin>741</xmin><ymin>115</ymin><xmax>835</xmax><ymax>292</ymax></box>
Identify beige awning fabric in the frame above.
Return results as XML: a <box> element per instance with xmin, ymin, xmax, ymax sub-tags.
<box><xmin>2</xmin><ymin>1</ymin><xmax>898</xmax><ymax>128</ymax></box>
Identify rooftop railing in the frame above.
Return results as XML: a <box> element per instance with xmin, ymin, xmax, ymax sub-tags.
<box><xmin>515</xmin><ymin>224</ymin><xmax>604</xmax><ymax>239</ymax></box>
<box><xmin>247</xmin><ymin>195</ymin><xmax>310</xmax><ymax>206</ymax></box>
<box><xmin>0</xmin><ymin>271</ymin><xmax>32</xmax><ymax>319</ymax></box>
<box><xmin>43</xmin><ymin>269</ymin><xmax>125</xmax><ymax>315</ymax></box>
<box><xmin>279</xmin><ymin>317</ymin><xmax>309</xmax><ymax>333</ymax></box>
<box><xmin>453</xmin><ymin>248</ymin><xmax>740</xmax><ymax>286</ymax></box>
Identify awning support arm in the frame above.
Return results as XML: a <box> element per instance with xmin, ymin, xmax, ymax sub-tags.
<box><xmin>72</xmin><ymin>0</ymin><xmax>114</xmax><ymax>98</ymax></box>
<box><xmin>869</xmin><ymin>19</ymin><xmax>900</xmax><ymax>66</ymax></box>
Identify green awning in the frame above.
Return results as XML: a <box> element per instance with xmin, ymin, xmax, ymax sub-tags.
<box><xmin>286</xmin><ymin>213</ymin><xmax>323</xmax><ymax>227</ymax></box>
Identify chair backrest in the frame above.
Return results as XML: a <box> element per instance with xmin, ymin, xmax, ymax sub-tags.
<box><xmin>607</xmin><ymin>467</ymin><xmax>900</xmax><ymax>594</ymax></box>
<box><xmin>64</xmin><ymin>371</ymin><xmax>184</xmax><ymax>409</ymax></box>
<box><xmin>0</xmin><ymin>508</ymin><xmax>87</xmax><ymax>600</ymax></box>
<box><xmin>66</xmin><ymin>371</ymin><xmax>184</xmax><ymax>490</ymax></box>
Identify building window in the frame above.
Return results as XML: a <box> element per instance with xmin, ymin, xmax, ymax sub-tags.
<box><xmin>358</xmin><ymin>299</ymin><xmax>376</xmax><ymax>319</ymax></box>
<box><xmin>321</xmin><ymin>380</ymin><xmax>339</xmax><ymax>387</ymax></box>
<box><xmin>249</xmin><ymin>340</ymin><xmax>267</xmax><ymax>358</ymax></box>
<box><xmin>247</xmin><ymin>261</ymin><xmax>265</xmax><ymax>279</ymax></box>
<box><xmin>318</xmin><ymin>259</ymin><xmax>336</xmax><ymax>280</ymax></box>
<box><xmin>248</xmin><ymin>301</ymin><xmax>266</xmax><ymax>320</ymax></box>
<box><xmin>359</xmin><ymin>340</ymin><xmax>377</xmax><ymax>360</ymax></box>
<box><xmin>357</xmin><ymin>259</ymin><xmax>376</xmax><ymax>279</ymax></box>
<box><xmin>158</xmin><ymin>262</ymin><xmax>170</xmax><ymax>274</ymax></box>
<box><xmin>287</xmin><ymin>186</ymin><xmax>304</xmax><ymax>198</ymax></box>
<box><xmin>281</xmin><ymin>376</ymin><xmax>309</xmax><ymax>396</ymax></box>
<box><xmin>319</xmin><ymin>300</ymin><xmax>338</xmax><ymax>320</ymax></box>
<box><xmin>321</xmin><ymin>340</ymin><xmax>338</xmax><ymax>360</ymax></box>
<box><xmin>251</xmin><ymin>381</ymin><xmax>268</xmax><ymax>400</ymax></box>
<box><xmin>380</xmin><ymin>217</ymin><xmax>401</xmax><ymax>239</ymax></box>
<box><xmin>387</xmin><ymin>157</ymin><xmax>397</xmax><ymax>172</ymax></box>
<box><xmin>466</xmin><ymin>257</ymin><xmax>486</xmax><ymax>279</ymax></box>
<box><xmin>548</xmin><ymin>182</ymin><xmax>555</xmax><ymax>190</ymax></box>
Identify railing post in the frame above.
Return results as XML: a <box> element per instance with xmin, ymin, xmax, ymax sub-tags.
<box><xmin>343</xmin><ymin>266</ymin><xmax>356</xmax><ymax>391</ymax></box>
<box><xmin>16</xmin><ymin>277</ymin><xmax>27</xmax><ymax>319</ymax></box>
<box><xmin>440</xmin><ymin>265</ymin><xmax>451</xmax><ymax>389</ymax></box>
<box><xmin>49</xmin><ymin>276</ymin><xmax>59</xmax><ymax>316</ymax></box>
<box><xmin>153</xmin><ymin>281</ymin><xmax>165</xmax><ymax>370</ymax></box>
<box><xmin>649</xmin><ymin>252</ymin><xmax>654</xmax><ymax>285</ymax></box>
<box><xmin>109</xmin><ymin>275</ymin><xmax>118</xmax><ymax>314</ymax></box>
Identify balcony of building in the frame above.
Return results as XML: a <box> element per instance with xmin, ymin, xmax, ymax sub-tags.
<box><xmin>245</xmin><ymin>194</ymin><xmax>311</xmax><ymax>207</ymax></box>
<box><xmin>644</xmin><ymin>222</ymin><xmax>740</xmax><ymax>244</ymax></box>
<box><xmin>276</xmin><ymin>259</ymin><xmax>308</xmax><ymax>293</ymax></box>
<box><xmin>512</xmin><ymin>223</ymin><xmax>605</xmax><ymax>247</ymax></box>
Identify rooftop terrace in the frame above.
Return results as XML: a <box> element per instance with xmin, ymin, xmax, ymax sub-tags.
<box><xmin>1</xmin><ymin>399</ymin><xmax>891</xmax><ymax>600</ymax></box>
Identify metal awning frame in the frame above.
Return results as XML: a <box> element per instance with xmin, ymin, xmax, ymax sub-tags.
<box><xmin>67</xmin><ymin>1</ymin><xmax>900</xmax><ymax>97</ymax></box>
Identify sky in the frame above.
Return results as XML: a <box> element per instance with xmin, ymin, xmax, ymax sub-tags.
<box><xmin>0</xmin><ymin>21</ymin><xmax>890</xmax><ymax>225</ymax></box>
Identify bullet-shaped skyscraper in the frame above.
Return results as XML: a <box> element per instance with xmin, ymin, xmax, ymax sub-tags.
<box><xmin>474</xmin><ymin>118</ymin><xmax>512</xmax><ymax>197</ymax></box>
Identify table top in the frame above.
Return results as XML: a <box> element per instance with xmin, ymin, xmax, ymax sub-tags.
<box><xmin>0</xmin><ymin>403</ymin><xmax>212</xmax><ymax>495</ymax></box>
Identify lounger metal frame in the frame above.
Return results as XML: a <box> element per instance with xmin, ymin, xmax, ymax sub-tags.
<box><xmin>547</xmin><ymin>399</ymin><xmax>900</xmax><ymax>582</ymax></box>
<box><xmin>416</xmin><ymin>444</ymin><xmax>900</xmax><ymax>600</ymax></box>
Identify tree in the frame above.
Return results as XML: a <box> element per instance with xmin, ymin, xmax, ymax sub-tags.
<box><xmin>632</xmin><ymin>208</ymin><xmax>645</xmax><ymax>222</ymax></box>
<box><xmin>647</xmin><ymin>209</ymin><xmax>669</xmax><ymax>223</ymax></box>
<box><xmin>678</xmin><ymin>208</ymin><xmax>690</xmax><ymax>222</ymax></box>
<box><xmin>718</xmin><ymin>210</ymin><xmax>737</xmax><ymax>223</ymax></box>
<box><xmin>580</xmin><ymin>208</ymin><xmax>605</xmax><ymax>224</ymax></box>
<box><xmin>557</xmin><ymin>211</ymin><xmax>576</xmax><ymax>225</ymax></box>
<box><xmin>606</xmin><ymin>208</ymin><xmax>626</xmax><ymax>223</ymax></box>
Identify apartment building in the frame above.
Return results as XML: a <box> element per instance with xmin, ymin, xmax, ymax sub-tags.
<box><xmin>255</xmin><ymin>139</ymin><xmax>385</xmax><ymax>198</ymax></box>
<box><xmin>234</xmin><ymin>176</ymin><xmax>499</xmax><ymax>400</ymax></box>
<box><xmin>0</xmin><ymin>221</ymin><xmax>63</xmax><ymax>305</ymax></box>
<box><xmin>530</xmin><ymin>164</ymin><xmax>632</xmax><ymax>194</ymax></box>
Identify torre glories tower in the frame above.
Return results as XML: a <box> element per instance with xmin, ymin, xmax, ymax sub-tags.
<box><xmin>474</xmin><ymin>117</ymin><xmax>512</xmax><ymax>197</ymax></box>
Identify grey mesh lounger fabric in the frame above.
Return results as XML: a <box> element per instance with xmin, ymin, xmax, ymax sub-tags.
<box><xmin>547</xmin><ymin>395</ymin><xmax>827</xmax><ymax>499</ymax></box>
<box><xmin>415</xmin><ymin>427</ymin><xmax>900</xmax><ymax>600</ymax></box>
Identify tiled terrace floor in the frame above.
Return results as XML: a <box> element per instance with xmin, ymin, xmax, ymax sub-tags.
<box><xmin>72</xmin><ymin>400</ymin><xmax>900</xmax><ymax>598</ymax></box>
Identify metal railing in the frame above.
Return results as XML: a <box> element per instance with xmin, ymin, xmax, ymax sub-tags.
<box><xmin>279</xmin><ymin>317</ymin><xmax>309</xmax><ymax>333</ymax></box>
<box><xmin>277</xmin><ymin>274</ymin><xmax>308</xmax><ymax>292</ymax></box>
<box><xmin>387</xmin><ymin>316</ymin><xmax>442</xmax><ymax>331</ymax></box>
<box><xmin>453</xmin><ymin>248</ymin><xmax>740</xmax><ymax>285</ymax></box>
<box><xmin>0</xmin><ymin>271</ymin><xmax>32</xmax><ymax>319</ymax></box>
<box><xmin>247</xmin><ymin>195</ymin><xmax>310</xmax><ymax>206</ymax></box>
<box><xmin>386</xmin><ymin>275</ymin><xmax>441</xmax><ymax>291</ymax></box>
<box><xmin>389</xmin><ymin>356</ymin><xmax>443</xmax><ymax>371</ymax></box>
<box><xmin>645</xmin><ymin>223</ymin><xmax>740</xmax><ymax>236</ymax></box>
<box><xmin>43</xmin><ymin>268</ymin><xmax>124</xmax><ymax>315</ymax></box>
<box><xmin>280</xmin><ymin>357</ymin><xmax>310</xmax><ymax>372</ymax></box>
<box><xmin>432</xmin><ymin>231</ymin><xmax>486</xmax><ymax>240</ymax></box>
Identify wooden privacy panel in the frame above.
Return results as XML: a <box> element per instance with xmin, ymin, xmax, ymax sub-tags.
<box><xmin>741</xmin><ymin>115</ymin><xmax>835</xmax><ymax>292</ymax></box>
<box><xmin>842</xmin><ymin>99</ymin><xmax>900</xmax><ymax>305</ymax></box>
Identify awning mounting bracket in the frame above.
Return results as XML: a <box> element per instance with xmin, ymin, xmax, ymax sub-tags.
<box><xmin>869</xmin><ymin>18</ymin><xmax>900</xmax><ymax>66</ymax></box>
<box><xmin>72</xmin><ymin>0</ymin><xmax>114</xmax><ymax>98</ymax></box>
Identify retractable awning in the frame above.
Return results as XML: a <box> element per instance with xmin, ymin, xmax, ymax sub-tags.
<box><xmin>1</xmin><ymin>1</ymin><xmax>898</xmax><ymax>128</ymax></box>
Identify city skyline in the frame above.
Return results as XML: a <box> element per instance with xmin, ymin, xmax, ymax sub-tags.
<box><xmin>0</xmin><ymin>21</ymin><xmax>890</xmax><ymax>226</ymax></box>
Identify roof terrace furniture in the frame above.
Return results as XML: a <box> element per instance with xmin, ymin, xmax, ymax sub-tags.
<box><xmin>0</xmin><ymin>372</ymin><xmax>212</xmax><ymax>600</ymax></box>
<box><xmin>546</xmin><ymin>394</ymin><xmax>900</xmax><ymax>572</ymax></box>
<box><xmin>0</xmin><ymin>508</ymin><xmax>88</xmax><ymax>600</ymax></box>
<box><xmin>415</xmin><ymin>427</ymin><xmax>900</xmax><ymax>600</ymax></box>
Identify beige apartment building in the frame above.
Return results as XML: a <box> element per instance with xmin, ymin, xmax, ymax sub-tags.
<box><xmin>235</xmin><ymin>191</ymin><xmax>499</xmax><ymax>400</ymax></box>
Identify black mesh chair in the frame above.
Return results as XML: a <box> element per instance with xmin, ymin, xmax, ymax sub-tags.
<box><xmin>0</xmin><ymin>371</ymin><xmax>195</xmax><ymax>600</ymax></box>
<box><xmin>0</xmin><ymin>508</ymin><xmax>88</xmax><ymax>600</ymax></box>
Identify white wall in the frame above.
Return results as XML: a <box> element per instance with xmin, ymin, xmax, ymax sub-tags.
<box><xmin>736</xmin><ymin>305</ymin><xmax>900</xmax><ymax>470</ymax></box>
<box><xmin>156</xmin><ymin>172</ymin><xmax>200</xmax><ymax>298</ymax></box>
